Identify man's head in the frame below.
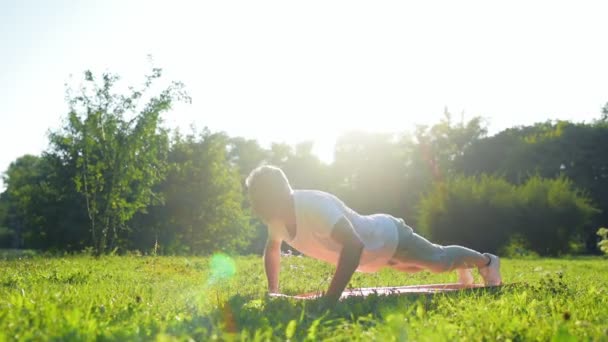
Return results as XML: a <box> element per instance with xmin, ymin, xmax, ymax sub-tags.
<box><xmin>245</xmin><ymin>165</ymin><xmax>293</xmax><ymax>222</ymax></box>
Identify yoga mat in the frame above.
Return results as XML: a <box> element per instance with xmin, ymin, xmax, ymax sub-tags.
<box><xmin>291</xmin><ymin>283</ymin><xmax>511</xmax><ymax>299</ymax></box>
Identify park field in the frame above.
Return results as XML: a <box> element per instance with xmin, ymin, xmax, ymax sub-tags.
<box><xmin>0</xmin><ymin>254</ymin><xmax>607</xmax><ymax>341</ymax></box>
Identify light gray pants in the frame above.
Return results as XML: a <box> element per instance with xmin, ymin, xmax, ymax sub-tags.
<box><xmin>388</xmin><ymin>218</ymin><xmax>486</xmax><ymax>273</ymax></box>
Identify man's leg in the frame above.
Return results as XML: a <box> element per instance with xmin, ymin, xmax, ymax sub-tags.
<box><xmin>395</xmin><ymin>236</ymin><xmax>489</xmax><ymax>273</ymax></box>
<box><xmin>389</xmin><ymin>219</ymin><xmax>501</xmax><ymax>285</ymax></box>
<box><xmin>390</xmin><ymin>219</ymin><xmax>489</xmax><ymax>273</ymax></box>
<box><xmin>437</xmin><ymin>245</ymin><xmax>490</xmax><ymax>271</ymax></box>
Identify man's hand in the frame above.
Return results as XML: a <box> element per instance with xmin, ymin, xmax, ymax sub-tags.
<box><xmin>264</xmin><ymin>238</ymin><xmax>282</xmax><ymax>294</ymax></box>
<box><xmin>324</xmin><ymin>217</ymin><xmax>364</xmax><ymax>306</ymax></box>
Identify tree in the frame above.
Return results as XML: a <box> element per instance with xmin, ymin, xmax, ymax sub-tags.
<box><xmin>332</xmin><ymin>131</ymin><xmax>407</xmax><ymax>217</ymax></box>
<box><xmin>328</xmin><ymin>112</ymin><xmax>486</xmax><ymax>225</ymax></box>
<box><xmin>280</xmin><ymin>141</ymin><xmax>331</xmax><ymax>191</ymax></box>
<box><xmin>417</xmin><ymin>110</ymin><xmax>488</xmax><ymax>179</ymax></box>
<box><xmin>228</xmin><ymin>137</ymin><xmax>269</xmax><ymax>182</ymax></box>
<box><xmin>1</xmin><ymin>155</ymin><xmax>43</xmax><ymax>248</ymax></box>
<box><xmin>0</xmin><ymin>154</ymin><xmax>90</xmax><ymax>251</ymax></box>
<box><xmin>457</xmin><ymin>120</ymin><xmax>608</xmax><ymax>252</ymax></box>
<box><xmin>49</xmin><ymin>68</ymin><xmax>190</xmax><ymax>254</ymax></box>
<box><xmin>130</xmin><ymin>129</ymin><xmax>253</xmax><ymax>254</ymax></box>
<box><xmin>0</xmin><ymin>193</ymin><xmax>11</xmax><ymax>248</ymax></box>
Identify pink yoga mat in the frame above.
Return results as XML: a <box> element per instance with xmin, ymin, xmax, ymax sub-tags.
<box><xmin>291</xmin><ymin>283</ymin><xmax>506</xmax><ymax>300</ymax></box>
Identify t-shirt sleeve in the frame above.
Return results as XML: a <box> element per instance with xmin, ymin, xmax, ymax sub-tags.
<box><xmin>306</xmin><ymin>195</ymin><xmax>345</xmax><ymax>238</ymax></box>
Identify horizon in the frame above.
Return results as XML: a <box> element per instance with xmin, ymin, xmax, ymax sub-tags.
<box><xmin>1</xmin><ymin>1</ymin><xmax>607</xmax><ymax>189</ymax></box>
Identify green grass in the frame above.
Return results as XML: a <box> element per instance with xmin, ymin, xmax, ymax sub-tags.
<box><xmin>0</xmin><ymin>254</ymin><xmax>607</xmax><ymax>341</ymax></box>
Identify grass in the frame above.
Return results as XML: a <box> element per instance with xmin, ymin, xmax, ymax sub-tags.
<box><xmin>0</xmin><ymin>254</ymin><xmax>607</xmax><ymax>341</ymax></box>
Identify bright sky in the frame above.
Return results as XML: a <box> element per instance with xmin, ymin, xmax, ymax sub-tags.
<box><xmin>1</xmin><ymin>0</ymin><xmax>607</xmax><ymax>189</ymax></box>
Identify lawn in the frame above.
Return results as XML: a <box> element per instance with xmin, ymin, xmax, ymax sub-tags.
<box><xmin>0</xmin><ymin>253</ymin><xmax>606</xmax><ymax>341</ymax></box>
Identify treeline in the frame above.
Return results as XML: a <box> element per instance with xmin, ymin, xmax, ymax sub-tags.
<box><xmin>0</xmin><ymin>68</ymin><xmax>607</xmax><ymax>256</ymax></box>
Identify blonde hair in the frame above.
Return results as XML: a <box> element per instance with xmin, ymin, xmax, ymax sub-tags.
<box><xmin>245</xmin><ymin>165</ymin><xmax>292</xmax><ymax>199</ymax></box>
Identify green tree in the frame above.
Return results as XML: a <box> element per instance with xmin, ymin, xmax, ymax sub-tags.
<box><xmin>1</xmin><ymin>154</ymin><xmax>90</xmax><ymax>250</ymax></box>
<box><xmin>130</xmin><ymin>129</ymin><xmax>253</xmax><ymax>254</ymax></box>
<box><xmin>328</xmin><ymin>112</ymin><xmax>486</xmax><ymax>224</ymax></box>
<box><xmin>1</xmin><ymin>155</ymin><xmax>44</xmax><ymax>248</ymax></box>
<box><xmin>49</xmin><ymin>68</ymin><xmax>190</xmax><ymax>254</ymax></box>
<box><xmin>0</xmin><ymin>191</ymin><xmax>9</xmax><ymax>247</ymax></box>
<box><xmin>417</xmin><ymin>110</ymin><xmax>487</xmax><ymax>180</ymax></box>
<box><xmin>225</xmin><ymin>137</ymin><xmax>270</xmax><ymax>254</ymax></box>
<box><xmin>457</xmin><ymin>120</ymin><xmax>608</xmax><ymax>252</ymax></box>
<box><xmin>228</xmin><ymin>137</ymin><xmax>269</xmax><ymax>182</ymax></box>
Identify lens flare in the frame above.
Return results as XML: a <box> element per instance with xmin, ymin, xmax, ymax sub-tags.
<box><xmin>207</xmin><ymin>253</ymin><xmax>236</xmax><ymax>285</ymax></box>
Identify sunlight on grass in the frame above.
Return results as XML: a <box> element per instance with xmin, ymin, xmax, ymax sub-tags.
<box><xmin>0</xmin><ymin>256</ymin><xmax>606</xmax><ymax>340</ymax></box>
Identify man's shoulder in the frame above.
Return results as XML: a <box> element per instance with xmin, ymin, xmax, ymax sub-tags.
<box><xmin>294</xmin><ymin>189</ymin><xmax>340</xmax><ymax>203</ymax></box>
<box><xmin>294</xmin><ymin>189</ymin><xmax>346</xmax><ymax>227</ymax></box>
<box><xmin>294</xmin><ymin>189</ymin><xmax>345</xmax><ymax>213</ymax></box>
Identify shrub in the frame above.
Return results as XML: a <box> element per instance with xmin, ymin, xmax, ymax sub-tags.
<box><xmin>598</xmin><ymin>227</ymin><xmax>608</xmax><ymax>255</ymax></box>
<box><xmin>417</xmin><ymin>175</ymin><xmax>598</xmax><ymax>256</ymax></box>
<box><xmin>499</xmin><ymin>234</ymin><xmax>539</xmax><ymax>258</ymax></box>
<box><xmin>516</xmin><ymin>177</ymin><xmax>597</xmax><ymax>255</ymax></box>
<box><xmin>417</xmin><ymin>175</ymin><xmax>516</xmax><ymax>253</ymax></box>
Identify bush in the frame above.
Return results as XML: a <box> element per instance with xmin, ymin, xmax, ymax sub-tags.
<box><xmin>417</xmin><ymin>175</ymin><xmax>515</xmax><ymax>253</ymax></box>
<box><xmin>417</xmin><ymin>175</ymin><xmax>598</xmax><ymax>256</ymax></box>
<box><xmin>499</xmin><ymin>234</ymin><xmax>539</xmax><ymax>258</ymax></box>
<box><xmin>598</xmin><ymin>227</ymin><xmax>608</xmax><ymax>255</ymax></box>
<box><xmin>516</xmin><ymin>177</ymin><xmax>597</xmax><ymax>255</ymax></box>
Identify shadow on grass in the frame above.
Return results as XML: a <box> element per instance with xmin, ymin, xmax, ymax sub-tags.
<box><xmin>211</xmin><ymin>284</ymin><xmax>524</xmax><ymax>340</ymax></box>
<box><xmin>87</xmin><ymin>284</ymin><xmax>523</xmax><ymax>340</ymax></box>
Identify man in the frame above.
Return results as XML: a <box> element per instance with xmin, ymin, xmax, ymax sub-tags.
<box><xmin>246</xmin><ymin>165</ymin><xmax>501</xmax><ymax>305</ymax></box>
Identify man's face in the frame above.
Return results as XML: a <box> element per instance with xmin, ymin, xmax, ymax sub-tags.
<box><xmin>250</xmin><ymin>194</ymin><xmax>281</xmax><ymax>224</ymax></box>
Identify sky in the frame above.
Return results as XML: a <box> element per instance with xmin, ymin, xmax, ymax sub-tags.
<box><xmin>1</xmin><ymin>0</ymin><xmax>607</xmax><ymax>189</ymax></box>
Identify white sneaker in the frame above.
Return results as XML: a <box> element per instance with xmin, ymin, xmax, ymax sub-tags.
<box><xmin>478</xmin><ymin>253</ymin><xmax>502</xmax><ymax>286</ymax></box>
<box><xmin>457</xmin><ymin>268</ymin><xmax>475</xmax><ymax>285</ymax></box>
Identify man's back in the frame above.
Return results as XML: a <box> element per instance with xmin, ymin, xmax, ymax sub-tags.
<box><xmin>277</xmin><ymin>190</ymin><xmax>401</xmax><ymax>272</ymax></box>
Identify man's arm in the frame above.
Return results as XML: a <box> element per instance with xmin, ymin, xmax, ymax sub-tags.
<box><xmin>264</xmin><ymin>238</ymin><xmax>282</xmax><ymax>293</ymax></box>
<box><xmin>324</xmin><ymin>217</ymin><xmax>364</xmax><ymax>305</ymax></box>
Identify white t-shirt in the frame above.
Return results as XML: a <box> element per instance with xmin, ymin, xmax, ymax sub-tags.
<box><xmin>268</xmin><ymin>190</ymin><xmax>400</xmax><ymax>273</ymax></box>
